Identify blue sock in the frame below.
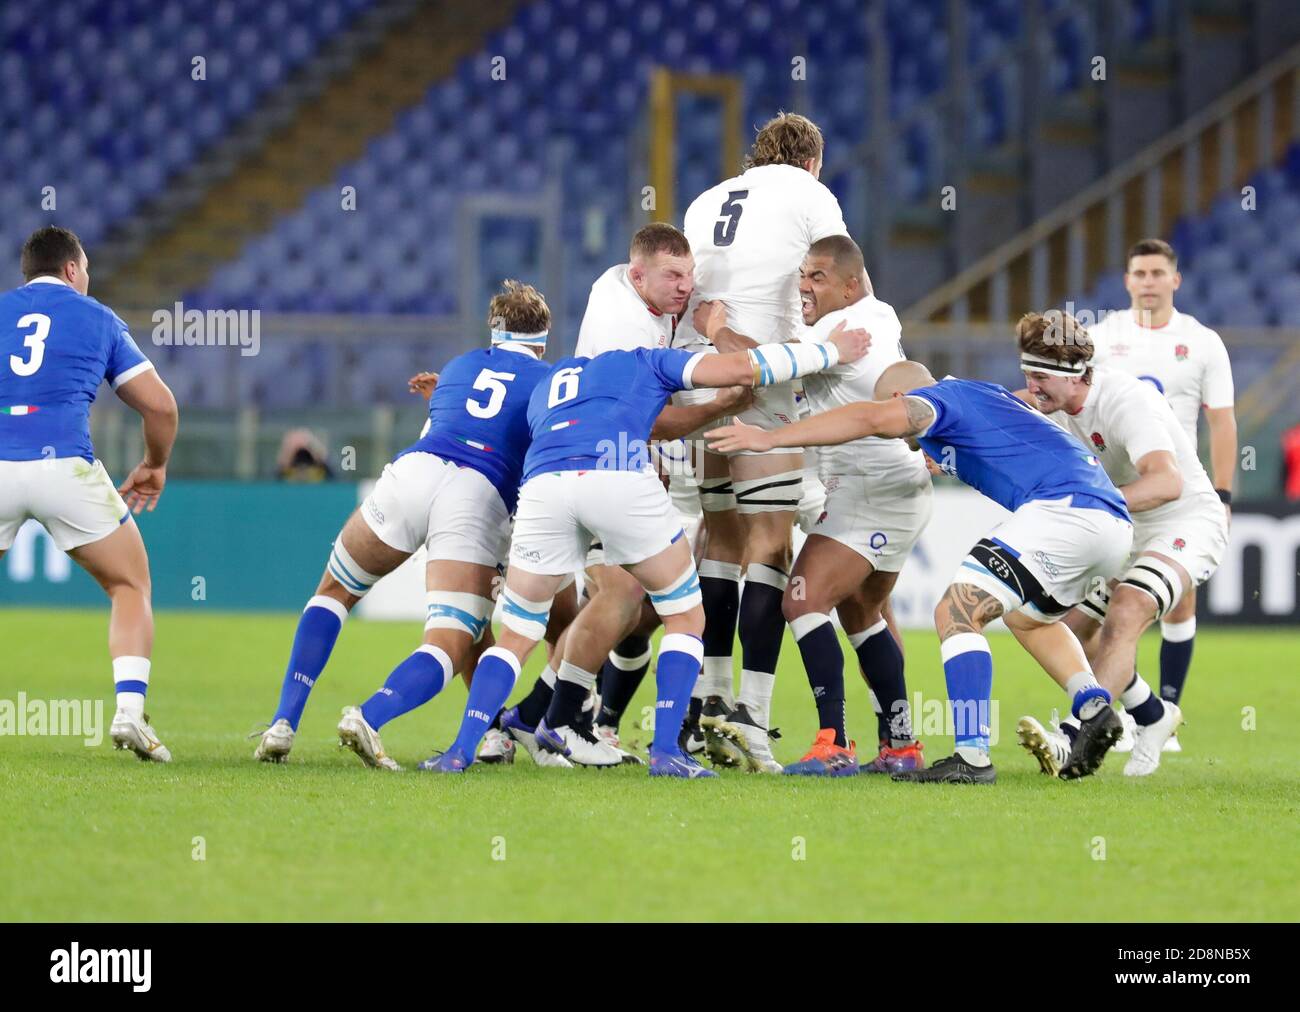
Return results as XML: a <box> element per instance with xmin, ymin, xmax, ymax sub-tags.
<box><xmin>652</xmin><ymin>633</ymin><xmax>704</xmax><ymax>754</ymax></box>
<box><xmin>791</xmin><ymin>613</ymin><xmax>846</xmax><ymax>746</ymax></box>
<box><xmin>1159</xmin><ymin>618</ymin><xmax>1196</xmax><ymax>705</ymax></box>
<box><xmin>361</xmin><ymin>644</ymin><xmax>452</xmax><ymax>731</ymax></box>
<box><xmin>449</xmin><ymin>648</ymin><xmax>520</xmax><ymax>758</ymax></box>
<box><xmin>940</xmin><ymin>633</ymin><xmax>993</xmax><ymax>753</ymax></box>
<box><xmin>272</xmin><ymin>596</ymin><xmax>348</xmax><ymax>730</ymax></box>
<box><xmin>850</xmin><ymin>618</ymin><xmax>911</xmax><ymax>746</ymax></box>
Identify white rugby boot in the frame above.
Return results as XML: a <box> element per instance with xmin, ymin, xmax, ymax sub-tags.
<box><xmin>477</xmin><ymin>727</ymin><xmax>516</xmax><ymax>765</ymax></box>
<box><xmin>337</xmin><ymin>706</ymin><xmax>401</xmax><ymax>771</ymax></box>
<box><xmin>715</xmin><ymin>703</ymin><xmax>783</xmax><ymax>773</ymax></box>
<box><xmin>1016</xmin><ymin>714</ymin><xmax>1070</xmax><ymax>777</ymax></box>
<box><xmin>253</xmin><ymin>718</ymin><xmax>294</xmax><ymax>763</ymax></box>
<box><xmin>111</xmin><ymin>709</ymin><xmax>171</xmax><ymax>763</ymax></box>
<box><xmin>1111</xmin><ymin>708</ymin><xmax>1137</xmax><ymax>753</ymax></box>
<box><xmin>535</xmin><ymin>718</ymin><xmax>624</xmax><ymax>767</ymax></box>
<box><xmin>594</xmin><ymin>723</ymin><xmax>646</xmax><ymax>766</ymax></box>
<box><xmin>1124</xmin><ymin>702</ymin><xmax>1183</xmax><ymax>777</ymax></box>
<box><xmin>499</xmin><ymin>706</ymin><xmax>573</xmax><ymax>767</ymax></box>
<box><xmin>1162</xmin><ymin>731</ymin><xmax>1183</xmax><ymax>753</ymax></box>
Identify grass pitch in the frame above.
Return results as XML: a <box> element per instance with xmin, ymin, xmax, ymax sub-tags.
<box><xmin>1</xmin><ymin>608</ymin><xmax>1296</xmax><ymax>922</ymax></box>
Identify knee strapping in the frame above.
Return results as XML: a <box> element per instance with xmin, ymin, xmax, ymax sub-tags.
<box><xmin>699</xmin><ymin>477</ymin><xmax>738</xmax><ymax>512</ymax></box>
<box><xmin>1119</xmin><ymin>556</ymin><xmax>1184</xmax><ymax>620</ymax></box>
<box><xmin>499</xmin><ymin>587</ymin><xmax>553</xmax><ymax>640</ymax></box>
<box><xmin>327</xmin><ymin>540</ymin><xmax>381</xmax><ymax>597</ymax></box>
<box><xmin>734</xmin><ymin>470</ymin><xmax>803</xmax><ymax>515</ymax></box>
<box><xmin>425</xmin><ymin>591</ymin><xmax>494</xmax><ymax>642</ymax></box>
<box><xmin>648</xmin><ymin>566</ymin><xmax>703</xmax><ymax>617</ymax></box>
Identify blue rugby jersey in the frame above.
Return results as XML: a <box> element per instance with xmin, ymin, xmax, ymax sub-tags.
<box><xmin>397</xmin><ymin>344</ymin><xmax>551</xmax><ymax>513</ymax></box>
<box><xmin>909</xmin><ymin>378</ymin><xmax>1129</xmax><ymax>520</ymax></box>
<box><xmin>521</xmin><ymin>347</ymin><xmax>700</xmax><ymax>482</ymax></box>
<box><xmin>0</xmin><ymin>277</ymin><xmax>152</xmax><ymax>461</ymax></box>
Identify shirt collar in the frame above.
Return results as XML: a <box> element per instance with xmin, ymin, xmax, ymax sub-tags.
<box><xmin>26</xmin><ymin>275</ymin><xmax>70</xmax><ymax>287</ymax></box>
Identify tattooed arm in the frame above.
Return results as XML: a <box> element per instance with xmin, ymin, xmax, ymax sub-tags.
<box><xmin>706</xmin><ymin>394</ymin><xmax>936</xmax><ymax>454</ymax></box>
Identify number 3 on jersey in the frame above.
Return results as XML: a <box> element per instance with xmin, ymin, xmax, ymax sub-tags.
<box><xmin>713</xmin><ymin>190</ymin><xmax>748</xmax><ymax>247</ymax></box>
<box><xmin>548</xmin><ymin>366</ymin><xmax>583</xmax><ymax>408</ymax></box>
<box><xmin>10</xmin><ymin>313</ymin><xmax>51</xmax><ymax>376</ymax></box>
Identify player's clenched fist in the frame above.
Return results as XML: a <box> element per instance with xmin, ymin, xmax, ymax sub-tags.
<box><xmin>705</xmin><ymin>418</ymin><xmax>774</xmax><ymax>455</ymax></box>
<box><xmin>117</xmin><ymin>461</ymin><xmax>167</xmax><ymax>514</ymax></box>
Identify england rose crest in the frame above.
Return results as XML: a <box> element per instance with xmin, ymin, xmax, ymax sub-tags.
<box><xmin>1091</xmin><ymin>432</ymin><xmax>1106</xmax><ymax>452</ymax></box>
<box><xmin>1175</xmin><ymin>343</ymin><xmax>1189</xmax><ymax>361</ymax></box>
<box><xmin>1172</xmin><ymin>537</ymin><xmax>1186</xmax><ymax>551</ymax></box>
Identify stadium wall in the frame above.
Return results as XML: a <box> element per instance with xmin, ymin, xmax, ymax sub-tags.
<box><xmin>3</xmin><ymin>484</ymin><xmax>1294</xmax><ymax>627</ymax></box>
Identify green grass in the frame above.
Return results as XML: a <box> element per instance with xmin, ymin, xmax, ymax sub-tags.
<box><xmin>1</xmin><ymin>608</ymin><xmax>1297</xmax><ymax>922</ymax></box>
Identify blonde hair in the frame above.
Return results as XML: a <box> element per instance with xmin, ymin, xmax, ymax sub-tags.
<box><xmin>745</xmin><ymin>112</ymin><xmax>824</xmax><ymax>170</ymax></box>
<box><xmin>488</xmin><ymin>279</ymin><xmax>551</xmax><ymax>334</ymax></box>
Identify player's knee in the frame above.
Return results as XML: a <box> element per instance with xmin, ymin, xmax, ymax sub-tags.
<box><xmin>660</xmin><ymin>604</ymin><xmax>705</xmax><ymax>639</ymax></box>
<box><xmin>1106</xmin><ymin>584</ymin><xmax>1158</xmax><ymax>632</ymax></box>
<box><xmin>648</xmin><ymin>567</ymin><xmax>703</xmax><ymax>624</ymax></box>
<box><xmin>315</xmin><ymin>570</ymin><xmax>361</xmax><ymax>610</ymax></box>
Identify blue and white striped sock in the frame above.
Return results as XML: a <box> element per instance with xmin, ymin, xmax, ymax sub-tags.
<box><xmin>361</xmin><ymin>644</ymin><xmax>452</xmax><ymax>731</ymax></box>
<box><xmin>112</xmin><ymin>655</ymin><xmax>150</xmax><ymax>718</ymax></box>
<box><xmin>272</xmin><ymin>596</ymin><xmax>348</xmax><ymax>730</ymax></box>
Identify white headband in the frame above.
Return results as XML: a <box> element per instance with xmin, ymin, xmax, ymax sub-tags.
<box><xmin>492</xmin><ymin>329</ymin><xmax>548</xmax><ymax>347</ymax></box>
<box><xmin>1020</xmin><ymin>353</ymin><xmax>1087</xmax><ymax>376</ymax></box>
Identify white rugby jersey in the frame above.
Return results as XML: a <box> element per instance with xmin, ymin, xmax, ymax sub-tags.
<box><xmin>1047</xmin><ymin>368</ymin><xmax>1220</xmax><ymax>525</ymax></box>
<box><xmin>575</xmin><ymin>263</ymin><xmax>675</xmax><ymax>357</ymax></box>
<box><xmin>798</xmin><ymin>295</ymin><xmax>929</xmax><ymax>490</ymax></box>
<box><xmin>1088</xmin><ymin>307</ymin><xmax>1234</xmax><ymax>445</ymax></box>
<box><xmin>674</xmin><ymin>163</ymin><xmax>848</xmax><ymax>352</ymax></box>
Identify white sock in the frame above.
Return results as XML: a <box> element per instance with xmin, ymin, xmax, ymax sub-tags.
<box><xmin>557</xmin><ymin>660</ymin><xmax>596</xmax><ymax>690</ymax></box>
<box><xmin>540</xmin><ymin>664</ymin><xmax>557</xmax><ymax>688</ymax></box>
<box><xmin>956</xmin><ymin>745</ymin><xmax>991</xmax><ymax>767</ymax></box>
<box><xmin>739</xmin><ymin>668</ymin><xmax>775</xmax><ymax>729</ymax></box>
<box><xmin>699</xmin><ymin>656</ymin><xmax>734</xmax><ymax>704</ymax></box>
<box><xmin>1065</xmin><ymin>670</ymin><xmax>1106</xmax><ymax>720</ymax></box>
<box><xmin>1160</xmin><ymin>616</ymin><xmax>1196</xmax><ymax>643</ymax></box>
<box><xmin>112</xmin><ymin>655</ymin><xmax>150</xmax><ymax>718</ymax></box>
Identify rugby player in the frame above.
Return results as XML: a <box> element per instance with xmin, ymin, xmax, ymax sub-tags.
<box><xmin>708</xmin><ymin>361</ymin><xmax>1135</xmax><ymax>784</ymax></box>
<box><xmin>674</xmin><ymin>111</ymin><xmax>851</xmax><ymax>772</ymax></box>
<box><xmin>1087</xmin><ymin>239</ymin><xmax>1237</xmax><ymax>745</ymax></box>
<box><xmin>253</xmin><ymin>281</ymin><xmax>552</xmax><ymax>767</ymax></box>
<box><xmin>420</xmin><ymin>319</ymin><xmax>871</xmax><ymax>777</ymax></box>
<box><xmin>694</xmin><ymin>234</ymin><xmax>930</xmax><ymax>776</ymax></box>
<box><xmin>1012</xmin><ymin>310</ymin><xmax>1225</xmax><ymax>776</ymax></box>
<box><xmin>482</xmin><ymin>223</ymin><xmax>749</xmax><ymax>764</ymax></box>
<box><xmin>0</xmin><ymin>226</ymin><xmax>178</xmax><ymax>761</ymax></box>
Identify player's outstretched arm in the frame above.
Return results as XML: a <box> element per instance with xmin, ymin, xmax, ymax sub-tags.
<box><xmin>689</xmin><ymin>319</ymin><xmax>870</xmax><ymax>390</ymax></box>
<box><xmin>705</xmin><ymin>396</ymin><xmax>923</xmax><ymax>454</ymax></box>
<box><xmin>408</xmin><ymin>371</ymin><xmax>440</xmax><ymax>399</ymax></box>
<box><xmin>113</xmin><ymin>369</ymin><xmax>179</xmax><ymax>513</ymax></box>
<box><xmin>650</xmin><ymin>386</ymin><xmax>753</xmax><ymax>441</ymax></box>
<box><xmin>1120</xmin><ymin>449</ymin><xmax>1184</xmax><ymax>513</ymax></box>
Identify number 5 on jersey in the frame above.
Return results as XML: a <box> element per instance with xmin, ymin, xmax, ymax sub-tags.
<box><xmin>713</xmin><ymin>190</ymin><xmax>748</xmax><ymax>247</ymax></box>
<box><xmin>10</xmin><ymin>313</ymin><xmax>51</xmax><ymax>376</ymax></box>
<box><xmin>466</xmin><ymin>368</ymin><xmax>517</xmax><ymax>419</ymax></box>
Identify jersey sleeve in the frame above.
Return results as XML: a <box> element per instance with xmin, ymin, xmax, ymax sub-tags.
<box><xmin>804</xmin><ymin>178</ymin><xmax>849</xmax><ymax>243</ymax></box>
<box><xmin>1200</xmin><ymin>329</ymin><xmax>1235</xmax><ymax>409</ymax></box>
<box><xmin>905</xmin><ymin>384</ymin><xmax>957</xmax><ymax>439</ymax></box>
<box><xmin>105</xmin><ymin>316</ymin><xmax>154</xmax><ymax>389</ymax></box>
<box><xmin>800</xmin><ymin>315</ymin><xmax>852</xmax><ymax>374</ymax></box>
<box><xmin>643</xmin><ymin>348</ymin><xmax>700</xmax><ymax>394</ymax></box>
<box><xmin>1112</xmin><ymin>385</ymin><xmax>1176</xmax><ymax>463</ymax></box>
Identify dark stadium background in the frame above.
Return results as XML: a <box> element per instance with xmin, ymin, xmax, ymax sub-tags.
<box><xmin>1</xmin><ymin>0</ymin><xmax>1297</xmax><ymax>624</ymax></box>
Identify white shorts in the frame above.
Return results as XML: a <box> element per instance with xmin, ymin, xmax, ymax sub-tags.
<box><xmin>361</xmin><ymin>451</ymin><xmax>510</xmax><ymax>567</ymax></box>
<box><xmin>796</xmin><ymin>470</ymin><xmax>828</xmax><ymax>536</ymax></box>
<box><xmin>0</xmin><ymin>457</ymin><xmax>131</xmax><ymax>552</ymax></box>
<box><xmin>1129</xmin><ymin>498</ymin><xmax>1229</xmax><ymax>587</ymax></box>
<box><xmin>724</xmin><ymin>384</ymin><xmax>802</xmax><ymax>456</ymax></box>
<box><xmin>513</xmin><ymin>468</ymin><xmax>686</xmax><ymax>575</ymax></box>
<box><xmin>808</xmin><ymin>474</ymin><xmax>933</xmax><ymax>572</ymax></box>
<box><xmin>954</xmin><ymin>496</ymin><xmax>1134</xmax><ymax>624</ymax></box>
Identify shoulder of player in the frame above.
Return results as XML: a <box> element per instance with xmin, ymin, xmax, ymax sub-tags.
<box><xmin>1172</xmin><ymin>309</ymin><xmax>1228</xmax><ymax>349</ymax></box>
